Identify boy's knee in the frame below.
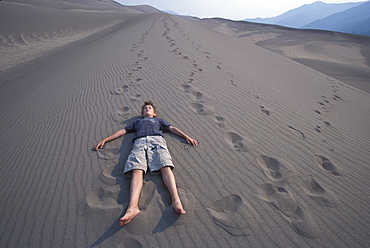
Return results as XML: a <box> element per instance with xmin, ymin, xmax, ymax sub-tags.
<box><xmin>132</xmin><ymin>169</ymin><xmax>144</xmax><ymax>176</ymax></box>
<box><xmin>160</xmin><ymin>166</ymin><xmax>172</xmax><ymax>172</ymax></box>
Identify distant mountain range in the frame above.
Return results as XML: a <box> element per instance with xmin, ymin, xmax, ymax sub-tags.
<box><xmin>303</xmin><ymin>1</ymin><xmax>370</xmax><ymax>36</ymax></box>
<box><xmin>244</xmin><ymin>1</ymin><xmax>370</xmax><ymax>36</ymax></box>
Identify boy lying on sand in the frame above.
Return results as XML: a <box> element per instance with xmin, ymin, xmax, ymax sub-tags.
<box><xmin>94</xmin><ymin>101</ymin><xmax>198</xmax><ymax>226</ymax></box>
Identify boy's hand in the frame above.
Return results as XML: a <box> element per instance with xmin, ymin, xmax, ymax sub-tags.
<box><xmin>94</xmin><ymin>141</ymin><xmax>105</xmax><ymax>151</ymax></box>
<box><xmin>186</xmin><ymin>137</ymin><xmax>199</xmax><ymax>146</ymax></box>
<box><xmin>93</xmin><ymin>130</ymin><xmax>126</xmax><ymax>151</ymax></box>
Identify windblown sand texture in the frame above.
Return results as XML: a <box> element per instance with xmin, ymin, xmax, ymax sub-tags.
<box><xmin>1</xmin><ymin>1</ymin><xmax>370</xmax><ymax>247</ymax></box>
<box><xmin>201</xmin><ymin>18</ymin><xmax>370</xmax><ymax>94</ymax></box>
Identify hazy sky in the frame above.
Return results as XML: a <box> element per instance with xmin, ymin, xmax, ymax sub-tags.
<box><xmin>114</xmin><ymin>0</ymin><xmax>365</xmax><ymax>19</ymax></box>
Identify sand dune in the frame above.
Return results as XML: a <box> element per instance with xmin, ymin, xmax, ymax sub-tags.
<box><xmin>0</xmin><ymin>1</ymin><xmax>369</xmax><ymax>248</ymax></box>
<box><xmin>201</xmin><ymin>18</ymin><xmax>370</xmax><ymax>94</ymax></box>
<box><xmin>0</xmin><ymin>0</ymin><xmax>159</xmax><ymax>73</ymax></box>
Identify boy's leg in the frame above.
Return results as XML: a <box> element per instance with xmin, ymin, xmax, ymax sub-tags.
<box><xmin>160</xmin><ymin>166</ymin><xmax>186</xmax><ymax>214</ymax></box>
<box><xmin>120</xmin><ymin>169</ymin><xmax>144</xmax><ymax>226</ymax></box>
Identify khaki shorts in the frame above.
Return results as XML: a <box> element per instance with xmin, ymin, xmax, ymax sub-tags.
<box><xmin>124</xmin><ymin>136</ymin><xmax>174</xmax><ymax>175</ymax></box>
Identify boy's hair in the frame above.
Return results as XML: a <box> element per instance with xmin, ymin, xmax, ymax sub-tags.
<box><xmin>141</xmin><ymin>100</ymin><xmax>157</xmax><ymax>116</ymax></box>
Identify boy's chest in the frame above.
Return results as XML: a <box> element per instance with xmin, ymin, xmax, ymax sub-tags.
<box><xmin>136</xmin><ymin>118</ymin><xmax>159</xmax><ymax>130</ymax></box>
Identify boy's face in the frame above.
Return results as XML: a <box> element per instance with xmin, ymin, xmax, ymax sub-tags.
<box><xmin>142</xmin><ymin>105</ymin><xmax>157</xmax><ymax>117</ymax></box>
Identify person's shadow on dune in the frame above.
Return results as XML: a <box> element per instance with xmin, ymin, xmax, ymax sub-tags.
<box><xmin>90</xmin><ymin>117</ymin><xmax>185</xmax><ymax>247</ymax></box>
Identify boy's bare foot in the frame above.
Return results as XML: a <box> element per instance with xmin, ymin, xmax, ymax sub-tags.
<box><xmin>120</xmin><ymin>207</ymin><xmax>141</xmax><ymax>226</ymax></box>
<box><xmin>171</xmin><ymin>200</ymin><xmax>186</xmax><ymax>214</ymax></box>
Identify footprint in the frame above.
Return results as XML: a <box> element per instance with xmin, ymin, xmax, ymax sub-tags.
<box><xmin>110</xmin><ymin>85</ymin><xmax>129</xmax><ymax>95</ymax></box>
<box><xmin>256</xmin><ymin>184</ymin><xmax>320</xmax><ymax>239</ymax></box>
<box><xmin>214</xmin><ymin>116</ymin><xmax>226</xmax><ymax>128</ymax></box>
<box><xmin>191</xmin><ymin>63</ymin><xmax>202</xmax><ymax>71</ymax></box>
<box><xmin>301</xmin><ymin>176</ymin><xmax>340</xmax><ymax>207</ymax></box>
<box><xmin>187</xmin><ymin>78</ymin><xmax>194</xmax><ymax>83</ymax></box>
<box><xmin>259</xmin><ymin>106</ymin><xmax>270</xmax><ymax>116</ymax></box>
<box><xmin>189</xmin><ymin>103</ymin><xmax>215</xmax><ymax>116</ymax></box>
<box><xmin>287</xmin><ymin>125</ymin><xmax>306</xmax><ymax>138</ymax></box>
<box><xmin>170</xmin><ymin>48</ymin><xmax>180</xmax><ymax>54</ymax></box>
<box><xmin>207</xmin><ymin>194</ymin><xmax>252</xmax><ymax>237</ymax></box>
<box><xmin>180</xmin><ymin>84</ymin><xmax>192</xmax><ymax>92</ymax></box>
<box><xmin>322</xmin><ymin>96</ymin><xmax>330</xmax><ymax>103</ymax></box>
<box><xmin>137</xmin><ymin>52</ymin><xmax>148</xmax><ymax>60</ymax></box>
<box><xmin>224</xmin><ymin>131</ymin><xmax>254</xmax><ymax>152</ymax></box>
<box><xmin>256</xmin><ymin>155</ymin><xmax>297</xmax><ymax>185</ymax></box>
<box><xmin>256</xmin><ymin>184</ymin><xmax>297</xmax><ymax>217</ymax></box>
<box><xmin>130</xmin><ymin>94</ymin><xmax>142</xmax><ymax>102</ymax></box>
<box><xmin>333</xmin><ymin>94</ymin><xmax>342</xmax><ymax>100</ymax></box>
<box><xmin>288</xmin><ymin>205</ymin><xmax>321</xmax><ymax>239</ymax></box>
<box><xmin>314</xmin><ymin>155</ymin><xmax>341</xmax><ymax>176</ymax></box>
<box><xmin>181</xmin><ymin>85</ymin><xmax>210</xmax><ymax>102</ymax></box>
<box><xmin>129</xmin><ymin>78</ymin><xmax>143</xmax><ymax>85</ymax></box>
<box><xmin>100</xmin><ymin>165</ymin><xmax>119</xmax><ymax>186</ymax></box>
<box><xmin>192</xmin><ymin>91</ymin><xmax>210</xmax><ymax>102</ymax></box>
<box><xmin>86</xmin><ymin>186</ymin><xmax>122</xmax><ymax>210</ymax></box>
<box><xmin>112</xmin><ymin>106</ymin><xmax>131</xmax><ymax>122</ymax></box>
<box><xmin>97</xmin><ymin>147</ymin><xmax>120</xmax><ymax>161</ymax></box>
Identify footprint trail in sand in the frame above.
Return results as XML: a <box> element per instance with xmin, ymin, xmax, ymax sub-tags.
<box><xmin>88</xmin><ymin>15</ymin><xmax>203</xmax><ymax>235</ymax></box>
<box><xmin>89</xmin><ymin>13</ymin><xmax>346</xmax><ymax>241</ymax></box>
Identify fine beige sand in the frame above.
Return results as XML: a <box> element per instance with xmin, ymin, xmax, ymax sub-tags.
<box><xmin>1</xmin><ymin>1</ymin><xmax>369</xmax><ymax>247</ymax></box>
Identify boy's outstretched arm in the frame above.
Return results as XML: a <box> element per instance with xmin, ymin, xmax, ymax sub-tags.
<box><xmin>169</xmin><ymin>126</ymin><xmax>198</xmax><ymax>146</ymax></box>
<box><xmin>94</xmin><ymin>129</ymin><xmax>127</xmax><ymax>150</ymax></box>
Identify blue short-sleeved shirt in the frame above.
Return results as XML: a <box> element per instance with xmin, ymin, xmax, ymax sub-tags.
<box><xmin>124</xmin><ymin>117</ymin><xmax>171</xmax><ymax>139</ymax></box>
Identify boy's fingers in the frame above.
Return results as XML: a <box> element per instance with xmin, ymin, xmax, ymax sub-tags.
<box><xmin>188</xmin><ymin>139</ymin><xmax>198</xmax><ymax>146</ymax></box>
<box><xmin>94</xmin><ymin>143</ymin><xmax>103</xmax><ymax>150</ymax></box>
